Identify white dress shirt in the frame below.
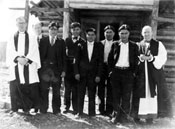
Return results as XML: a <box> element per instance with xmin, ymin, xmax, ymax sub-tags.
<box><xmin>104</xmin><ymin>39</ymin><xmax>113</xmax><ymax>63</ymax></box>
<box><xmin>18</xmin><ymin>32</ymin><xmax>25</xmax><ymax>56</ymax></box>
<box><xmin>87</xmin><ymin>41</ymin><xmax>94</xmax><ymax>61</ymax></box>
<box><xmin>115</xmin><ymin>42</ymin><xmax>130</xmax><ymax>67</ymax></box>
<box><xmin>49</xmin><ymin>35</ymin><xmax>57</xmax><ymax>45</ymax></box>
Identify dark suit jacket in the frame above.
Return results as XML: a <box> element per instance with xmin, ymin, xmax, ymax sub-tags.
<box><xmin>108</xmin><ymin>40</ymin><xmax>139</xmax><ymax>74</ymax></box>
<box><xmin>39</xmin><ymin>36</ymin><xmax>66</xmax><ymax>82</ymax></box>
<box><xmin>65</xmin><ymin>37</ymin><xmax>85</xmax><ymax>80</ymax></box>
<box><xmin>74</xmin><ymin>41</ymin><xmax>103</xmax><ymax>78</ymax></box>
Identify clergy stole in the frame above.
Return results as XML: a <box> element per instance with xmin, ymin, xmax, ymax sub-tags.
<box><xmin>138</xmin><ymin>60</ymin><xmax>157</xmax><ymax>119</ymax></box>
<box><xmin>14</xmin><ymin>31</ymin><xmax>29</xmax><ymax>85</ymax></box>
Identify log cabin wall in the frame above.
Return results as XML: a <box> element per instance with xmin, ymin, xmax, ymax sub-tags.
<box><xmin>157</xmin><ymin>0</ymin><xmax>175</xmax><ymax>109</ymax></box>
<box><xmin>30</xmin><ymin>0</ymin><xmax>64</xmax><ymax>38</ymax></box>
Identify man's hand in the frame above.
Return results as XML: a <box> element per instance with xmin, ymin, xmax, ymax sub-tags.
<box><xmin>61</xmin><ymin>71</ymin><xmax>66</xmax><ymax>78</ymax></box>
<box><xmin>95</xmin><ymin>76</ymin><xmax>100</xmax><ymax>83</ymax></box>
<box><xmin>140</xmin><ymin>55</ymin><xmax>152</xmax><ymax>61</ymax></box>
<box><xmin>75</xmin><ymin>74</ymin><xmax>80</xmax><ymax>81</ymax></box>
<box><xmin>17</xmin><ymin>57</ymin><xmax>28</xmax><ymax>65</ymax></box>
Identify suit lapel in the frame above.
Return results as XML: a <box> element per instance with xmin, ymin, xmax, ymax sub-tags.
<box><xmin>90</xmin><ymin>42</ymin><xmax>96</xmax><ymax>62</ymax></box>
<box><xmin>129</xmin><ymin>41</ymin><xmax>132</xmax><ymax>63</ymax></box>
<box><xmin>113</xmin><ymin>42</ymin><xmax>120</xmax><ymax>65</ymax></box>
<box><xmin>84</xmin><ymin>42</ymin><xmax>89</xmax><ymax>62</ymax></box>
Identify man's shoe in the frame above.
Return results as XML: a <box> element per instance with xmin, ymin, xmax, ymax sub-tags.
<box><xmin>53</xmin><ymin>110</ymin><xmax>61</xmax><ymax>115</ymax></box>
<box><xmin>146</xmin><ymin>118</ymin><xmax>153</xmax><ymax>124</ymax></box>
<box><xmin>72</xmin><ymin>111</ymin><xmax>78</xmax><ymax>115</ymax></box>
<box><xmin>110</xmin><ymin>111</ymin><xmax>120</xmax><ymax>124</ymax></box>
<box><xmin>111</xmin><ymin>117</ymin><xmax>119</xmax><ymax>124</ymax></box>
<box><xmin>75</xmin><ymin>113</ymin><xmax>84</xmax><ymax>119</ymax></box>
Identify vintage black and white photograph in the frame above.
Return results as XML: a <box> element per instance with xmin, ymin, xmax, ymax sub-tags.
<box><xmin>0</xmin><ymin>0</ymin><xmax>175</xmax><ymax>129</ymax></box>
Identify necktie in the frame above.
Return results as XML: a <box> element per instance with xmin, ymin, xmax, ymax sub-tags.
<box><xmin>73</xmin><ymin>37</ymin><xmax>77</xmax><ymax>40</ymax></box>
<box><xmin>51</xmin><ymin>37</ymin><xmax>54</xmax><ymax>46</ymax></box>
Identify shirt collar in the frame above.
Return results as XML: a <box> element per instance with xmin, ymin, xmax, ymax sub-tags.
<box><xmin>49</xmin><ymin>35</ymin><xmax>57</xmax><ymax>40</ymax></box>
<box><xmin>38</xmin><ymin>34</ymin><xmax>42</xmax><ymax>39</ymax></box>
<box><xmin>87</xmin><ymin>41</ymin><xmax>94</xmax><ymax>45</ymax></box>
<box><xmin>105</xmin><ymin>39</ymin><xmax>113</xmax><ymax>44</ymax></box>
<box><xmin>119</xmin><ymin>41</ymin><xmax>128</xmax><ymax>46</ymax></box>
<box><xmin>19</xmin><ymin>31</ymin><xmax>25</xmax><ymax>34</ymax></box>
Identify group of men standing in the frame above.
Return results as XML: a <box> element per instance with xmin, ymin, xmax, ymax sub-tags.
<box><xmin>6</xmin><ymin>16</ymin><xmax>170</xmax><ymax>124</ymax></box>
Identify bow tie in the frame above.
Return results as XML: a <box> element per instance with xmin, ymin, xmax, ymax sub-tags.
<box><xmin>73</xmin><ymin>37</ymin><xmax>78</xmax><ymax>40</ymax></box>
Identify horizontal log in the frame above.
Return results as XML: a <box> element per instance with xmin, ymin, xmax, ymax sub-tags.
<box><xmin>165</xmin><ymin>60</ymin><xmax>175</xmax><ymax>66</ymax></box>
<box><xmin>30</xmin><ymin>7</ymin><xmax>72</xmax><ymax>13</ymax></box>
<box><xmin>154</xmin><ymin>16</ymin><xmax>175</xmax><ymax>24</ymax></box>
<box><xmin>9</xmin><ymin>8</ymin><xmax>25</xmax><ymax>10</ymax></box>
<box><xmin>69</xmin><ymin>3</ymin><xmax>153</xmax><ymax>11</ymax></box>
<box><xmin>165</xmin><ymin>78</ymin><xmax>175</xmax><ymax>83</ymax></box>
<box><xmin>70</xmin><ymin>0</ymin><xmax>154</xmax><ymax>6</ymax></box>
<box><xmin>157</xmin><ymin>36</ymin><xmax>175</xmax><ymax>40</ymax></box>
<box><xmin>157</xmin><ymin>30</ymin><xmax>175</xmax><ymax>36</ymax></box>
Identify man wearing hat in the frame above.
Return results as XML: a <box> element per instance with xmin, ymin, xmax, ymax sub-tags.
<box><xmin>98</xmin><ymin>25</ymin><xmax>115</xmax><ymax>117</ymax></box>
<box><xmin>63</xmin><ymin>22</ymin><xmax>85</xmax><ymax>114</ymax></box>
<box><xmin>39</xmin><ymin>21</ymin><xmax>66</xmax><ymax>115</ymax></box>
<box><xmin>74</xmin><ymin>28</ymin><xmax>103</xmax><ymax>118</ymax></box>
<box><xmin>108</xmin><ymin>24</ymin><xmax>139</xmax><ymax>123</ymax></box>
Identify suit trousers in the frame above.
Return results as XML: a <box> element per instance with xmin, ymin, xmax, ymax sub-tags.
<box><xmin>40</xmin><ymin>77</ymin><xmax>61</xmax><ymax>114</ymax></box>
<box><xmin>64</xmin><ymin>77</ymin><xmax>78</xmax><ymax>112</ymax></box>
<box><xmin>77</xmin><ymin>74</ymin><xmax>97</xmax><ymax>116</ymax></box>
<box><xmin>98</xmin><ymin>63</ymin><xmax>113</xmax><ymax>115</ymax></box>
<box><xmin>110</xmin><ymin>68</ymin><xmax>134</xmax><ymax>118</ymax></box>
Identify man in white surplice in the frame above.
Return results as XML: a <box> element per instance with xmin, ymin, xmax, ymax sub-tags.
<box><xmin>6</xmin><ymin>16</ymin><xmax>41</xmax><ymax>114</ymax></box>
<box><xmin>132</xmin><ymin>25</ymin><xmax>170</xmax><ymax>124</ymax></box>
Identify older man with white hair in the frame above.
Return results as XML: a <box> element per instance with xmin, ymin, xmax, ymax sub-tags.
<box><xmin>6</xmin><ymin>16</ymin><xmax>41</xmax><ymax>115</ymax></box>
<box><xmin>131</xmin><ymin>25</ymin><xmax>170</xmax><ymax>124</ymax></box>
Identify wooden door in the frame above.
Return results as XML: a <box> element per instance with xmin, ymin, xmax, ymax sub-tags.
<box><xmin>81</xmin><ymin>18</ymin><xmax>99</xmax><ymax>41</ymax></box>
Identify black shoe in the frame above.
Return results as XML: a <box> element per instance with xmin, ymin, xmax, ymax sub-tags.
<box><xmin>146</xmin><ymin>118</ymin><xmax>153</xmax><ymax>124</ymax></box>
<box><xmin>75</xmin><ymin>113</ymin><xmax>85</xmax><ymax>119</ymax></box>
<box><xmin>99</xmin><ymin>111</ymin><xmax>105</xmax><ymax>115</ymax></box>
<box><xmin>34</xmin><ymin>109</ymin><xmax>39</xmax><ymax>113</ymax></box>
<box><xmin>23</xmin><ymin>111</ymin><xmax>30</xmax><ymax>115</ymax></box>
<box><xmin>53</xmin><ymin>111</ymin><xmax>61</xmax><ymax>115</ymax></box>
<box><xmin>110</xmin><ymin>111</ymin><xmax>120</xmax><ymax>124</ymax></box>
<box><xmin>72</xmin><ymin>111</ymin><xmax>78</xmax><ymax>115</ymax></box>
<box><xmin>40</xmin><ymin>109</ymin><xmax>47</xmax><ymax>114</ymax></box>
<box><xmin>134</xmin><ymin>118</ymin><xmax>140</xmax><ymax>123</ymax></box>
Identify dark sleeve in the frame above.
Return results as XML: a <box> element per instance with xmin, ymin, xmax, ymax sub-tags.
<box><xmin>133</xmin><ymin>44</ymin><xmax>139</xmax><ymax>75</ymax></box>
<box><xmin>97</xmin><ymin>42</ymin><xmax>104</xmax><ymax>77</ymax></box>
<box><xmin>74</xmin><ymin>44</ymin><xmax>81</xmax><ymax>75</ymax></box>
<box><xmin>108</xmin><ymin>43</ymin><xmax>115</xmax><ymax>73</ymax></box>
<box><xmin>27</xmin><ymin>59</ymin><xmax>33</xmax><ymax>64</ymax></box>
<box><xmin>14</xmin><ymin>56</ymin><xmax>19</xmax><ymax>63</ymax></box>
<box><xmin>61</xmin><ymin>39</ymin><xmax>67</xmax><ymax>73</ymax></box>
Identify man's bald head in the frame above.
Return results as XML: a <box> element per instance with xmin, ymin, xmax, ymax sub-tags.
<box><xmin>141</xmin><ymin>25</ymin><xmax>153</xmax><ymax>42</ymax></box>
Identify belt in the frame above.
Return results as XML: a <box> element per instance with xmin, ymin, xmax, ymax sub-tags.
<box><xmin>115</xmin><ymin>66</ymin><xmax>129</xmax><ymax>70</ymax></box>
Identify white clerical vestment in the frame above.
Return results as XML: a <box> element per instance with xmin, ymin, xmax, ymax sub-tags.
<box><xmin>6</xmin><ymin>32</ymin><xmax>41</xmax><ymax>84</ymax></box>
